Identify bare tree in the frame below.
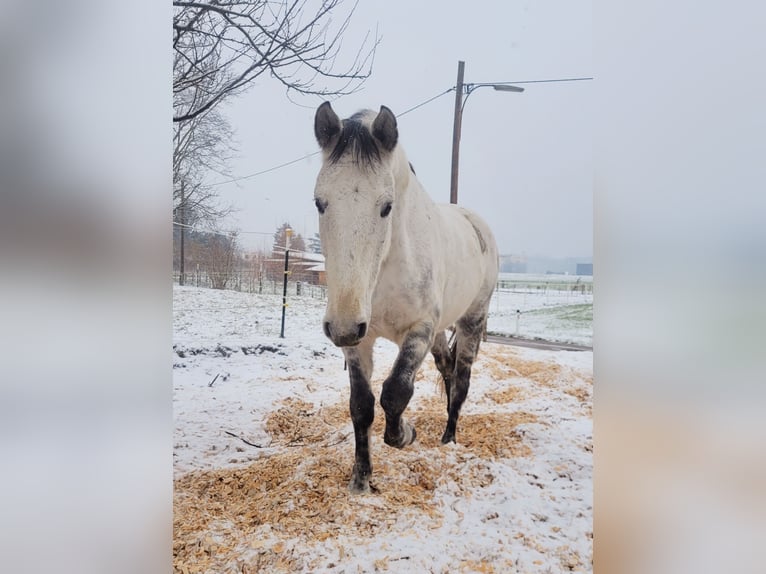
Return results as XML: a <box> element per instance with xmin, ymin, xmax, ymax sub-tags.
<box><xmin>173</xmin><ymin>0</ymin><xmax>379</xmax><ymax>123</ymax></box>
<box><xmin>244</xmin><ymin>248</ymin><xmax>269</xmax><ymax>292</ymax></box>
<box><xmin>202</xmin><ymin>232</ymin><xmax>241</xmax><ymax>289</ymax></box>
<box><xmin>173</xmin><ymin>105</ymin><xmax>235</xmax><ymax>228</ymax></box>
<box><xmin>173</xmin><ymin>1</ymin><xmax>377</xmax><ymax>279</ymax></box>
<box><xmin>173</xmin><ymin>100</ymin><xmax>238</xmax><ymax>285</ymax></box>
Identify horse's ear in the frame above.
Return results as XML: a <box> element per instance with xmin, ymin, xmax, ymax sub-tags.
<box><xmin>314</xmin><ymin>101</ymin><xmax>341</xmax><ymax>149</ymax></box>
<box><xmin>372</xmin><ymin>105</ymin><xmax>398</xmax><ymax>152</ymax></box>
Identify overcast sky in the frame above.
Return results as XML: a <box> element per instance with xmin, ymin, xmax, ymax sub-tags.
<box><xmin>212</xmin><ymin>0</ymin><xmax>592</xmax><ymax>258</ymax></box>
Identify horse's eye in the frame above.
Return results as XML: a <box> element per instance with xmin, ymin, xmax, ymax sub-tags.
<box><xmin>380</xmin><ymin>202</ymin><xmax>393</xmax><ymax>218</ymax></box>
<box><xmin>315</xmin><ymin>198</ymin><xmax>326</xmax><ymax>214</ymax></box>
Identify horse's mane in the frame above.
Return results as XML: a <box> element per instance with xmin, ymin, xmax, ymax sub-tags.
<box><xmin>328</xmin><ymin>111</ymin><xmax>382</xmax><ymax>169</ymax></box>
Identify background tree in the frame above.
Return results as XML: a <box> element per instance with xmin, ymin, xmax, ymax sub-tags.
<box><xmin>307</xmin><ymin>232</ymin><xmax>322</xmax><ymax>254</ymax></box>
<box><xmin>173</xmin><ymin>103</ymin><xmax>237</xmax><ymax>283</ymax></box>
<box><xmin>173</xmin><ymin>0</ymin><xmax>379</xmax><ymax>123</ymax></box>
<box><xmin>272</xmin><ymin>222</ymin><xmax>306</xmax><ymax>253</ymax></box>
<box><xmin>173</xmin><ymin>106</ymin><xmax>236</xmax><ymax>228</ymax></box>
<box><xmin>173</xmin><ymin>1</ymin><xmax>378</xmax><ymax>280</ymax></box>
<box><xmin>201</xmin><ymin>232</ymin><xmax>241</xmax><ymax>289</ymax></box>
<box><xmin>265</xmin><ymin>222</ymin><xmax>306</xmax><ymax>281</ymax></box>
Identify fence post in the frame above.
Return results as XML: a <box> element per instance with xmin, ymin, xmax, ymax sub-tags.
<box><xmin>515</xmin><ymin>309</ymin><xmax>521</xmax><ymax>337</ymax></box>
<box><xmin>280</xmin><ymin>229</ymin><xmax>292</xmax><ymax>338</ymax></box>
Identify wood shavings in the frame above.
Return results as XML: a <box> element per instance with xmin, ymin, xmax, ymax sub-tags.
<box><xmin>174</xmin><ymin>390</ymin><xmax>540</xmax><ymax>572</ymax></box>
<box><xmin>175</xmin><ymin>344</ymin><xmax>590</xmax><ymax>573</ymax></box>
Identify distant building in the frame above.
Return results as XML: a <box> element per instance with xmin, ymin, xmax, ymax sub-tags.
<box><xmin>500</xmin><ymin>254</ymin><xmax>527</xmax><ymax>273</ymax></box>
<box><xmin>576</xmin><ymin>263</ymin><xmax>593</xmax><ymax>276</ymax></box>
<box><xmin>269</xmin><ymin>249</ymin><xmax>326</xmax><ymax>285</ymax></box>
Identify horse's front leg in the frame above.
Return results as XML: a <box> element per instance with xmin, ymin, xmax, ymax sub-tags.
<box><xmin>343</xmin><ymin>338</ymin><xmax>376</xmax><ymax>493</ymax></box>
<box><xmin>380</xmin><ymin>322</ymin><xmax>434</xmax><ymax>448</ymax></box>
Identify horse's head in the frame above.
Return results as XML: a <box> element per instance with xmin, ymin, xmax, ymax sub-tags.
<box><xmin>313</xmin><ymin>102</ymin><xmax>401</xmax><ymax>347</ymax></box>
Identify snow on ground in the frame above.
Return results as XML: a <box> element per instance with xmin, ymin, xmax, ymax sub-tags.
<box><xmin>174</xmin><ymin>285</ymin><xmax>593</xmax><ymax>573</ymax></box>
<box><xmin>488</xmin><ymin>283</ymin><xmax>593</xmax><ymax>347</ymax></box>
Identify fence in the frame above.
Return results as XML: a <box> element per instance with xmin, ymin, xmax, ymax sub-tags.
<box><xmin>495</xmin><ymin>278</ymin><xmax>593</xmax><ymax>295</ymax></box>
<box><xmin>173</xmin><ymin>272</ymin><xmax>592</xmax><ymax>345</ymax></box>
<box><xmin>173</xmin><ymin>270</ymin><xmax>592</xmax><ymax>300</ymax></box>
<box><xmin>173</xmin><ymin>270</ymin><xmax>327</xmax><ymax>300</ymax></box>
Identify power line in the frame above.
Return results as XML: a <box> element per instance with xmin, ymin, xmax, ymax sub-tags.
<box><xmin>208</xmin><ymin>88</ymin><xmax>456</xmax><ymax>188</ymax></box>
<box><xmin>487</xmin><ymin>76</ymin><xmax>593</xmax><ymax>86</ymax></box>
<box><xmin>210</xmin><ymin>152</ymin><xmax>320</xmax><ymax>187</ymax></box>
<box><xmin>207</xmin><ymin>76</ymin><xmax>591</xmax><ymax>187</ymax></box>
<box><xmin>397</xmin><ymin>87</ymin><xmax>454</xmax><ymax>117</ymax></box>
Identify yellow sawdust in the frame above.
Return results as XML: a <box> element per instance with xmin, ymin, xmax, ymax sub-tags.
<box><xmin>174</xmin><ymin>344</ymin><xmax>591</xmax><ymax>573</ymax></box>
<box><xmin>175</xmin><ymin>396</ymin><xmax>538</xmax><ymax>572</ymax></box>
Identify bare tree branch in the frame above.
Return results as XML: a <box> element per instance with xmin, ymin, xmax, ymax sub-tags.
<box><xmin>173</xmin><ymin>105</ymin><xmax>236</xmax><ymax>227</ymax></box>
<box><xmin>173</xmin><ymin>0</ymin><xmax>379</xmax><ymax>123</ymax></box>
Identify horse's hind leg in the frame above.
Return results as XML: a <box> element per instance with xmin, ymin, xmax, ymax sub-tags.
<box><xmin>431</xmin><ymin>330</ymin><xmax>456</xmax><ymax>413</ymax></box>
<box><xmin>343</xmin><ymin>338</ymin><xmax>376</xmax><ymax>493</ymax></box>
<box><xmin>441</xmin><ymin>309</ymin><xmax>487</xmax><ymax>444</ymax></box>
<box><xmin>380</xmin><ymin>321</ymin><xmax>434</xmax><ymax>448</ymax></box>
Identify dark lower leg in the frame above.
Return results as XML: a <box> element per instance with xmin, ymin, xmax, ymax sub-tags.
<box><xmin>441</xmin><ymin>359</ymin><xmax>473</xmax><ymax>444</ymax></box>
<box><xmin>349</xmin><ymin>381</ymin><xmax>374</xmax><ymax>491</ymax></box>
<box><xmin>431</xmin><ymin>330</ymin><xmax>456</xmax><ymax>413</ymax></box>
<box><xmin>345</xmin><ymin>344</ymin><xmax>375</xmax><ymax>493</ymax></box>
<box><xmin>441</xmin><ymin>316</ymin><xmax>484</xmax><ymax>444</ymax></box>
<box><xmin>380</xmin><ymin>322</ymin><xmax>433</xmax><ymax>448</ymax></box>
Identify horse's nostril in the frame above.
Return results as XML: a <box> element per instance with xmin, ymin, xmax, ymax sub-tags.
<box><xmin>357</xmin><ymin>322</ymin><xmax>368</xmax><ymax>339</ymax></box>
<box><xmin>323</xmin><ymin>321</ymin><xmax>332</xmax><ymax>339</ymax></box>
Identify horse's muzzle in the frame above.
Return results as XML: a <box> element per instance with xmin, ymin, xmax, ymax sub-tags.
<box><xmin>324</xmin><ymin>320</ymin><xmax>367</xmax><ymax>347</ymax></box>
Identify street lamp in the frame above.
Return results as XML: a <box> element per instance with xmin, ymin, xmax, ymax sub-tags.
<box><xmin>450</xmin><ymin>60</ymin><xmax>524</xmax><ymax>204</ymax></box>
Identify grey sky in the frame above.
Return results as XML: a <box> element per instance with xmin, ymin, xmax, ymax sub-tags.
<box><xmin>213</xmin><ymin>0</ymin><xmax>592</xmax><ymax>258</ymax></box>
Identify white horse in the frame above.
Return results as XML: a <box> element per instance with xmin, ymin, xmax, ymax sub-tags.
<box><xmin>313</xmin><ymin>102</ymin><xmax>499</xmax><ymax>493</ymax></box>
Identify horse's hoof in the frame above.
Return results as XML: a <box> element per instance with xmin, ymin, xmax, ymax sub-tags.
<box><xmin>440</xmin><ymin>430</ymin><xmax>456</xmax><ymax>444</ymax></box>
<box><xmin>384</xmin><ymin>420</ymin><xmax>417</xmax><ymax>448</ymax></box>
<box><xmin>402</xmin><ymin>420</ymin><xmax>417</xmax><ymax>446</ymax></box>
<box><xmin>348</xmin><ymin>476</ymin><xmax>371</xmax><ymax>494</ymax></box>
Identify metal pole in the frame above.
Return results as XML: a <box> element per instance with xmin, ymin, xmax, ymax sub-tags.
<box><xmin>450</xmin><ymin>60</ymin><xmax>465</xmax><ymax>204</ymax></box>
<box><xmin>280</xmin><ymin>229</ymin><xmax>292</xmax><ymax>338</ymax></box>
<box><xmin>280</xmin><ymin>249</ymin><xmax>289</xmax><ymax>338</ymax></box>
<box><xmin>179</xmin><ymin>182</ymin><xmax>185</xmax><ymax>285</ymax></box>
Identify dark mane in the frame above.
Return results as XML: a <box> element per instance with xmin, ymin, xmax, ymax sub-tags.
<box><xmin>328</xmin><ymin>112</ymin><xmax>381</xmax><ymax>169</ymax></box>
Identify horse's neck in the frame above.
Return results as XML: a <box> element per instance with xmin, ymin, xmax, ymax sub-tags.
<box><xmin>392</xmin><ymin>146</ymin><xmax>433</xmax><ymax>209</ymax></box>
<box><xmin>388</xmin><ymin>146</ymin><xmax>438</xmax><ymax>260</ymax></box>
<box><xmin>391</xmin><ymin>146</ymin><xmax>412</xmax><ymax>193</ymax></box>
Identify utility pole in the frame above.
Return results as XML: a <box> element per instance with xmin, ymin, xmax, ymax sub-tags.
<box><xmin>450</xmin><ymin>61</ymin><xmax>465</xmax><ymax>205</ymax></box>
<box><xmin>449</xmin><ymin>60</ymin><xmax>523</xmax><ymax>205</ymax></box>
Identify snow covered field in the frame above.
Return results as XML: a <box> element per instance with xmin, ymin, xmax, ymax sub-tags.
<box><xmin>488</xmin><ymin>293</ymin><xmax>592</xmax><ymax>348</ymax></box>
<box><xmin>173</xmin><ymin>284</ymin><xmax>593</xmax><ymax>573</ymax></box>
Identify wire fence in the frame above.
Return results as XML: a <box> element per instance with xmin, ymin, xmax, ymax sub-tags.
<box><xmin>173</xmin><ymin>271</ymin><xmax>328</xmax><ymax>299</ymax></box>
<box><xmin>173</xmin><ymin>272</ymin><xmax>593</xmax><ymax>345</ymax></box>
<box><xmin>496</xmin><ymin>278</ymin><xmax>593</xmax><ymax>295</ymax></box>
<box><xmin>172</xmin><ymin>272</ymin><xmax>592</xmax><ymax>303</ymax></box>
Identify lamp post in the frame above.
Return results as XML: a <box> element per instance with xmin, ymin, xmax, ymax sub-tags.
<box><xmin>449</xmin><ymin>60</ymin><xmax>524</xmax><ymax>204</ymax></box>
